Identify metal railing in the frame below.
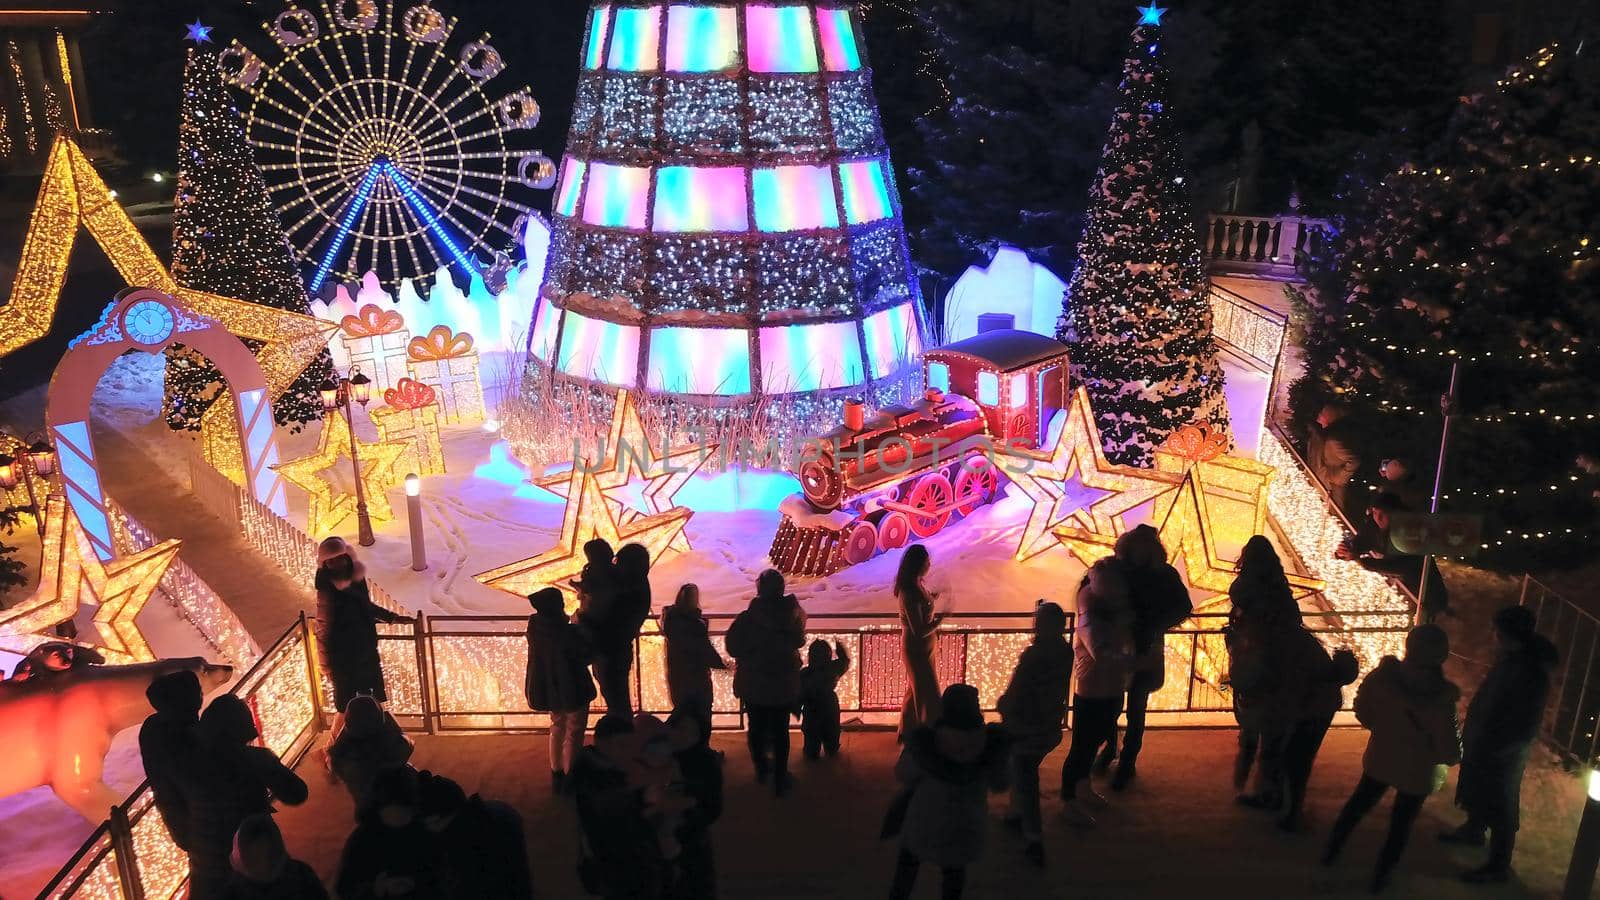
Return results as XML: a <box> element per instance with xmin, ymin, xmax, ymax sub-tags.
<box><xmin>38</xmin><ymin>615</ymin><xmax>325</xmax><ymax>900</ymax></box>
<box><xmin>1521</xmin><ymin>576</ymin><xmax>1598</xmax><ymax>766</ymax></box>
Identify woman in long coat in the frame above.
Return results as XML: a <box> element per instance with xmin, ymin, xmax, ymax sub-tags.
<box><xmin>526</xmin><ymin>586</ymin><xmax>597</xmax><ymax>793</ymax></box>
<box><xmin>314</xmin><ymin>538</ymin><xmax>408</xmax><ymax>744</ymax></box>
<box><xmin>895</xmin><ymin>544</ymin><xmax>942</xmax><ymax>740</ymax></box>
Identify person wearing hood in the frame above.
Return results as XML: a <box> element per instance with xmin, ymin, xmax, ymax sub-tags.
<box><xmin>1096</xmin><ymin>525</ymin><xmax>1191</xmax><ymax>790</ymax></box>
<box><xmin>525</xmin><ymin>586</ymin><xmax>597</xmax><ymax>793</ymax></box>
<box><xmin>186</xmin><ymin>695</ymin><xmax>309</xmax><ymax>900</ymax></box>
<box><xmin>571</xmin><ymin>714</ymin><xmax>664</xmax><ymax>900</ymax></box>
<box><xmin>220</xmin><ymin>813</ymin><xmax>327</xmax><ymax>900</ymax></box>
<box><xmin>887</xmin><ymin>683</ymin><xmax>1010</xmax><ymax>900</ymax></box>
<box><xmin>335</xmin><ymin>766</ymin><xmax>443</xmax><ymax>900</ymax></box>
<box><xmin>315</xmin><ymin>537</ymin><xmax>409</xmax><ymax>749</ymax></box>
<box><xmin>417</xmin><ymin>771</ymin><xmax>533</xmax><ymax>899</ymax></box>
<box><xmin>1060</xmin><ymin>558</ymin><xmax>1134</xmax><ymax>827</ymax></box>
<box><xmin>1323</xmin><ymin>625</ymin><xmax>1462</xmax><ymax>894</ymax></box>
<box><xmin>328</xmin><ymin>694</ymin><xmax>414</xmax><ymax>815</ymax></box>
<box><xmin>661</xmin><ymin>583</ymin><xmax>727</xmax><ymax>728</ymax></box>
<box><xmin>799</xmin><ymin>638</ymin><xmax>850</xmax><ymax>760</ymax></box>
<box><xmin>1225</xmin><ymin>536</ymin><xmax>1300</xmax><ymax>804</ymax></box>
<box><xmin>140</xmin><ymin>670</ymin><xmax>203</xmax><ymax>851</ymax></box>
<box><xmin>895</xmin><ymin>544</ymin><xmax>944</xmax><ymax>740</ymax></box>
<box><xmin>997</xmin><ymin>601</ymin><xmax>1072</xmax><ymax>866</ymax></box>
<box><xmin>1440</xmin><ymin>605</ymin><xmax>1558</xmax><ymax>884</ymax></box>
<box><xmin>725</xmin><ymin>568</ymin><xmax>806</xmax><ymax>796</ymax></box>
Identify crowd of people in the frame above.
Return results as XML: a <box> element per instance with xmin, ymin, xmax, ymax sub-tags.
<box><xmin>136</xmin><ymin>530</ymin><xmax>1556</xmax><ymax>898</ymax></box>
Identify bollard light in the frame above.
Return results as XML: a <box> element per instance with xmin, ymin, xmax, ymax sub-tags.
<box><xmin>1564</xmin><ymin>768</ymin><xmax>1600</xmax><ymax>899</ymax></box>
<box><xmin>405</xmin><ymin>474</ymin><xmax>420</xmax><ymax>496</ymax></box>
<box><xmin>404</xmin><ymin>473</ymin><xmax>427</xmax><ymax>571</ymax></box>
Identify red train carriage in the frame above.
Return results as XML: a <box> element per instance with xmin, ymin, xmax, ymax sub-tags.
<box><xmin>770</xmin><ymin>329</ymin><xmax>1070</xmax><ymax>576</ymax></box>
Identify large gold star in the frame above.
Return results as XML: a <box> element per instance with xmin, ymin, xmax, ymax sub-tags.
<box><xmin>475</xmin><ymin>464</ymin><xmax>692</xmax><ymax>600</ymax></box>
<box><xmin>0</xmin><ymin>496</ymin><xmax>181</xmax><ymax>662</ymax></box>
<box><xmin>534</xmin><ymin>389</ymin><xmax>712</xmax><ymax>553</ymax></box>
<box><xmin>272</xmin><ymin>413</ymin><xmax>411</xmax><ymax>539</ymax></box>
<box><xmin>1002</xmin><ymin>387</ymin><xmax>1183</xmax><ymax>560</ymax></box>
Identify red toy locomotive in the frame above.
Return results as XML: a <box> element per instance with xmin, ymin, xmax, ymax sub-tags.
<box><xmin>770</xmin><ymin>329</ymin><xmax>1070</xmax><ymax>576</ymax></box>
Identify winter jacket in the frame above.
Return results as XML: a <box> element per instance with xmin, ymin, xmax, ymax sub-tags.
<box><xmin>185</xmin><ymin>745</ymin><xmax>309</xmax><ymax>896</ymax></box>
<box><xmin>327</xmin><ymin>711</ymin><xmax>414</xmax><ymax>815</ymax></box>
<box><xmin>220</xmin><ymin>860</ymin><xmax>328</xmax><ymax>900</ymax></box>
<box><xmin>1276</xmin><ymin>627</ymin><xmax>1358</xmax><ymax>724</ymax></box>
<box><xmin>1125</xmin><ymin>562</ymin><xmax>1191</xmax><ymax>691</ymax></box>
<box><xmin>315</xmin><ymin>570</ymin><xmax>407</xmax><ymax>708</ymax></box>
<box><xmin>525</xmin><ymin>606</ymin><xmax>597</xmax><ymax>713</ymax></box>
<box><xmin>432</xmin><ymin>795</ymin><xmax>534</xmax><ymax>900</ymax></box>
<box><xmin>997</xmin><ymin>636</ymin><xmax>1073</xmax><ymax>755</ymax></box>
<box><xmin>800</xmin><ymin>653</ymin><xmax>850</xmax><ymax>731</ymax></box>
<box><xmin>1354</xmin><ymin>656</ymin><xmax>1462</xmax><ymax>796</ymax></box>
<box><xmin>1455</xmin><ymin>635</ymin><xmax>1557</xmax><ymax>821</ymax></box>
<box><xmin>661</xmin><ymin>605</ymin><xmax>725</xmax><ymax>710</ymax></box>
<box><xmin>571</xmin><ymin>746</ymin><xmax>663</xmax><ymax>899</ymax></box>
<box><xmin>1072</xmin><ymin>583</ymin><xmax>1133</xmax><ymax>700</ymax></box>
<box><xmin>1225</xmin><ymin>571</ymin><xmax>1300</xmax><ymax>729</ymax></box>
<box><xmin>675</xmin><ymin>742</ymin><xmax>725</xmax><ymax>831</ymax></box>
<box><xmin>1309</xmin><ymin>419</ymin><xmax>1361</xmax><ymax>494</ymax></box>
<box><xmin>334</xmin><ymin>817</ymin><xmax>444</xmax><ymax>900</ymax></box>
<box><xmin>139</xmin><ymin>677</ymin><xmax>200</xmax><ymax>850</ymax></box>
<box><xmin>894</xmin><ymin>723</ymin><xmax>1012</xmax><ymax>867</ymax></box>
<box><xmin>725</xmin><ymin>593</ymin><xmax>807</xmax><ymax>708</ymax></box>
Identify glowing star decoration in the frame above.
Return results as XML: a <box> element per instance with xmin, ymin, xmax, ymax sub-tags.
<box><xmin>0</xmin><ymin>496</ymin><xmax>181</xmax><ymax>663</ymax></box>
<box><xmin>271</xmin><ymin>413</ymin><xmax>411</xmax><ymax>538</ymax></box>
<box><xmin>477</xmin><ymin>463</ymin><xmax>692</xmax><ymax>600</ymax></box>
<box><xmin>533</xmin><ymin>389</ymin><xmax>713</xmax><ymax>554</ymax></box>
<box><xmin>1137</xmin><ymin>4</ymin><xmax>1167</xmax><ymax>26</ymax></box>
<box><xmin>1001</xmin><ymin>387</ymin><xmax>1184</xmax><ymax>560</ymax></box>
<box><xmin>185</xmin><ymin>19</ymin><xmax>214</xmax><ymax>43</ymax></box>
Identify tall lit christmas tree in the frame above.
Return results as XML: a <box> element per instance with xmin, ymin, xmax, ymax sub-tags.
<box><xmin>531</xmin><ymin>2</ymin><xmax>924</xmax><ymax>401</ymax></box>
<box><xmin>165</xmin><ymin>43</ymin><xmax>331</xmax><ymax>431</ymax></box>
<box><xmin>1059</xmin><ymin>5</ymin><xmax>1228</xmax><ymax>466</ymax></box>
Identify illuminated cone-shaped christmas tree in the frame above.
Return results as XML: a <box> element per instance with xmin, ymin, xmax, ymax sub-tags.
<box><xmin>1059</xmin><ymin>6</ymin><xmax>1229</xmax><ymax>466</ymax></box>
<box><xmin>532</xmin><ymin>2</ymin><xmax>924</xmax><ymax>399</ymax></box>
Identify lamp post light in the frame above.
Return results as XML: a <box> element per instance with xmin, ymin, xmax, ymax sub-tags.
<box><xmin>0</xmin><ymin>431</ymin><xmax>56</xmax><ymax>537</ymax></box>
<box><xmin>1564</xmin><ymin>770</ymin><xmax>1600</xmax><ymax>899</ymax></box>
<box><xmin>321</xmin><ymin>366</ymin><xmax>376</xmax><ymax>547</ymax></box>
<box><xmin>404</xmin><ymin>474</ymin><xmax>427</xmax><ymax>572</ymax></box>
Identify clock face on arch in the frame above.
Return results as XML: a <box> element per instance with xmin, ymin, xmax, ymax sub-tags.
<box><xmin>121</xmin><ymin>298</ymin><xmax>176</xmax><ymax>346</ymax></box>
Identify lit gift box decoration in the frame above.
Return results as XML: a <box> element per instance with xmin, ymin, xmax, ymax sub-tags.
<box><xmin>339</xmin><ymin>304</ymin><xmax>411</xmax><ymax>395</ymax></box>
<box><xmin>406</xmin><ymin>325</ymin><xmax>486</xmax><ymax>424</ymax></box>
<box><xmin>372</xmin><ymin>378</ymin><xmax>447</xmax><ymax>477</ymax></box>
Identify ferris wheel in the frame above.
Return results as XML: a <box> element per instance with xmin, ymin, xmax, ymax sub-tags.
<box><xmin>219</xmin><ymin>0</ymin><xmax>555</xmax><ymax>293</ymax></box>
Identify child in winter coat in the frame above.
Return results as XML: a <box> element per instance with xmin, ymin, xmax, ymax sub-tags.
<box><xmin>660</xmin><ymin>583</ymin><xmax>727</xmax><ymax>728</ymax></box>
<box><xmin>328</xmin><ymin>694</ymin><xmax>414</xmax><ymax>815</ymax></box>
<box><xmin>1323</xmin><ymin>625</ymin><xmax>1461</xmax><ymax>893</ymax></box>
<box><xmin>887</xmin><ymin>683</ymin><xmax>1011</xmax><ymax>900</ymax></box>
<box><xmin>219</xmin><ymin>814</ymin><xmax>327</xmax><ymax>900</ymax></box>
<box><xmin>998</xmin><ymin>601</ymin><xmax>1073</xmax><ymax>865</ymax></box>
<box><xmin>1059</xmin><ymin>558</ymin><xmax>1133</xmax><ymax>826</ymax></box>
<box><xmin>799</xmin><ymin>639</ymin><xmax>850</xmax><ymax>760</ymax></box>
<box><xmin>526</xmin><ymin>586</ymin><xmax>597</xmax><ymax>793</ymax></box>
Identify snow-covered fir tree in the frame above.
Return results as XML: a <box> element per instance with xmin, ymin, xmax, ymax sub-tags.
<box><xmin>1058</xmin><ymin>6</ymin><xmax>1229</xmax><ymax>466</ymax></box>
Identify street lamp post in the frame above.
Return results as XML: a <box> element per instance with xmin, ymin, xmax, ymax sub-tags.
<box><xmin>0</xmin><ymin>432</ymin><xmax>56</xmax><ymax>538</ymax></box>
<box><xmin>321</xmin><ymin>367</ymin><xmax>375</xmax><ymax>547</ymax></box>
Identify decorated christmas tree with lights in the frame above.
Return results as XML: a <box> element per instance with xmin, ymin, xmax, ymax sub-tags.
<box><xmin>1058</xmin><ymin>5</ymin><xmax>1228</xmax><ymax>467</ymax></box>
<box><xmin>164</xmin><ymin>44</ymin><xmax>332</xmax><ymax>431</ymax></box>
<box><xmin>1298</xmin><ymin>43</ymin><xmax>1600</xmax><ymax>568</ymax></box>
<box><xmin>531</xmin><ymin>1</ymin><xmax>923</xmax><ymax>401</ymax></box>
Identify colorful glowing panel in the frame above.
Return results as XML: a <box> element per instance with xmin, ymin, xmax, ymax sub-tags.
<box><xmin>666</xmin><ymin>5</ymin><xmax>738</xmax><ymax>72</ymax></box>
<box><xmin>607</xmin><ymin>5</ymin><xmax>662</xmax><ymax>71</ymax></box>
<box><xmin>816</xmin><ymin>7</ymin><xmax>861</xmax><ymax>71</ymax></box>
<box><xmin>977</xmin><ymin>371</ymin><xmax>999</xmax><ymax>407</ymax></box>
<box><xmin>584</xmin><ymin>5</ymin><xmax>613</xmax><ymax>69</ymax></box>
<box><xmin>927</xmin><ymin>361</ymin><xmax>950</xmax><ymax>393</ymax></box>
<box><xmin>745</xmin><ymin>5</ymin><xmax>818</xmax><ymax>73</ymax></box>
<box><xmin>528</xmin><ymin>298</ymin><xmax>562</xmax><ymax>362</ymax></box>
<box><xmin>557</xmin><ymin>310</ymin><xmax>640</xmax><ymax>385</ymax></box>
<box><xmin>581</xmin><ymin>163</ymin><xmax>650</xmax><ymax>229</ymax></box>
<box><xmin>863</xmin><ymin>302</ymin><xmax>920</xmax><ymax>379</ymax></box>
<box><xmin>839</xmin><ymin>159</ymin><xmax>892</xmax><ymax>224</ymax></box>
<box><xmin>652</xmin><ymin>166</ymin><xmax>749</xmax><ymax>232</ymax></box>
<box><xmin>555</xmin><ymin>158</ymin><xmax>586</xmax><ymax>218</ymax></box>
<box><xmin>759</xmin><ymin>320</ymin><xmax>864</xmax><ymax>391</ymax></box>
<box><xmin>646</xmin><ymin>326</ymin><xmax>752</xmax><ymax>394</ymax></box>
<box><xmin>752</xmin><ymin>165</ymin><xmax>839</xmax><ymax>232</ymax></box>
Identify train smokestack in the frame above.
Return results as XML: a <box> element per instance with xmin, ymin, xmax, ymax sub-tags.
<box><xmin>843</xmin><ymin>398</ymin><xmax>865</xmax><ymax>432</ymax></box>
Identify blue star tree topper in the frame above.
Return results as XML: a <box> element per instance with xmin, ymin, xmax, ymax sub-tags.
<box><xmin>1137</xmin><ymin>4</ymin><xmax>1166</xmax><ymax>26</ymax></box>
<box><xmin>185</xmin><ymin>19</ymin><xmax>214</xmax><ymax>44</ymax></box>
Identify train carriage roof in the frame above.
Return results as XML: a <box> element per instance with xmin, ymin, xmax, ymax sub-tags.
<box><xmin>925</xmin><ymin>329</ymin><xmax>1068</xmax><ymax>372</ymax></box>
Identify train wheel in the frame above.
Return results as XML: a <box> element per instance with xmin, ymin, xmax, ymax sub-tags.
<box><xmin>843</xmin><ymin>521</ymin><xmax>878</xmax><ymax>565</ymax></box>
<box><xmin>954</xmin><ymin>459</ymin><xmax>999</xmax><ymax>516</ymax></box>
<box><xmin>799</xmin><ymin>458</ymin><xmax>842</xmax><ymax>509</ymax></box>
<box><xmin>906</xmin><ymin>473</ymin><xmax>953</xmax><ymax>537</ymax></box>
<box><xmin>878</xmin><ymin>511</ymin><xmax>910</xmax><ymax>551</ymax></box>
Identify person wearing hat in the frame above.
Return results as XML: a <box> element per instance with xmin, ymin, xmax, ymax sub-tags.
<box><xmin>1323</xmin><ymin>625</ymin><xmax>1461</xmax><ymax>893</ymax></box>
<box><xmin>314</xmin><ymin>536</ymin><xmax>409</xmax><ymax>750</ymax></box>
<box><xmin>997</xmin><ymin>602</ymin><xmax>1073</xmax><ymax>866</ymax></box>
<box><xmin>887</xmin><ymin>683</ymin><xmax>1011</xmax><ymax>900</ymax></box>
<box><xmin>219</xmin><ymin>813</ymin><xmax>327</xmax><ymax>900</ymax></box>
<box><xmin>525</xmin><ymin>586</ymin><xmax>597</xmax><ymax>794</ymax></box>
<box><xmin>1440</xmin><ymin>605</ymin><xmax>1558</xmax><ymax>884</ymax></box>
<box><xmin>328</xmin><ymin>694</ymin><xmax>414</xmax><ymax>815</ymax></box>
